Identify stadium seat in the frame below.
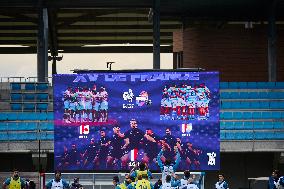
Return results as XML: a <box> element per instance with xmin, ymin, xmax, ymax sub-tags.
<box><xmin>248</xmin><ymin>92</ymin><xmax>258</xmax><ymax>99</ymax></box>
<box><xmin>23</xmin><ymin>103</ymin><xmax>35</xmax><ymax>111</ymax></box>
<box><xmin>220</xmin><ymin>131</ymin><xmax>226</xmax><ymax>140</ymax></box>
<box><xmin>221</xmin><ymin>101</ymin><xmax>231</xmax><ymax>109</ymax></box>
<box><xmin>220</xmin><ymin>92</ymin><xmax>230</xmax><ymax>99</ymax></box>
<box><xmin>240</xmin><ymin>102</ymin><xmax>250</xmax><ymax>109</ymax></box>
<box><xmin>228</xmin><ymin>82</ymin><xmax>239</xmax><ymax>89</ymax></box>
<box><xmin>259</xmin><ymin>101</ymin><xmax>269</xmax><ymax>109</ymax></box>
<box><xmin>7</xmin><ymin>123</ymin><xmax>19</xmax><ymax>131</ymax></box>
<box><xmin>7</xmin><ymin>113</ymin><xmax>18</xmax><ymax>121</ymax></box>
<box><xmin>239</xmin><ymin>92</ymin><xmax>249</xmax><ymax>99</ymax></box>
<box><xmin>238</xmin><ymin>82</ymin><xmax>247</xmax><ymax>89</ymax></box>
<box><xmin>18</xmin><ymin>112</ymin><xmax>37</xmax><ymax>120</ymax></box>
<box><xmin>271</xmin><ymin>112</ymin><xmax>282</xmax><ymax>119</ymax></box>
<box><xmin>37</xmin><ymin>93</ymin><xmax>48</xmax><ymax>101</ymax></box>
<box><xmin>23</xmin><ymin>93</ymin><xmax>35</xmax><ymax>101</ymax></box>
<box><xmin>11</xmin><ymin>93</ymin><xmax>22</xmax><ymax>101</ymax></box>
<box><xmin>16</xmin><ymin>133</ymin><xmax>37</xmax><ymax>140</ymax></box>
<box><xmin>36</xmin><ymin>83</ymin><xmax>49</xmax><ymax>91</ymax></box>
<box><xmin>37</xmin><ymin>103</ymin><xmax>48</xmax><ymax>111</ymax></box>
<box><xmin>25</xmin><ymin>83</ymin><xmax>35</xmax><ymax>90</ymax></box>
<box><xmin>221</xmin><ymin>112</ymin><xmax>233</xmax><ymax>120</ymax></box>
<box><xmin>220</xmin><ymin>122</ymin><xmax>226</xmax><ymax>129</ymax></box>
<box><xmin>231</xmin><ymin>102</ymin><xmax>241</xmax><ymax>109</ymax></box>
<box><xmin>252</xmin><ymin>112</ymin><xmax>262</xmax><ymax>119</ymax></box>
<box><xmin>38</xmin><ymin>132</ymin><xmax>47</xmax><ymax>140</ymax></box>
<box><xmin>274</xmin><ymin>122</ymin><xmax>284</xmax><ymax>129</ymax></box>
<box><xmin>8</xmin><ymin>133</ymin><xmax>19</xmax><ymax>140</ymax></box>
<box><xmin>46</xmin><ymin>133</ymin><xmax>54</xmax><ymax>140</ymax></box>
<box><xmin>275</xmin><ymin>82</ymin><xmax>284</xmax><ymax>89</ymax></box>
<box><xmin>250</xmin><ymin>101</ymin><xmax>260</xmax><ymax>109</ymax></box>
<box><xmin>224</xmin><ymin>122</ymin><xmax>234</xmax><ymax>129</ymax></box>
<box><xmin>220</xmin><ymin>82</ymin><xmax>228</xmax><ymax>89</ymax></box>
<box><xmin>18</xmin><ymin>122</ymin><xmax>37</xmax><ymax>130</ymax></box>
<box><xmin>274</xmin><ymin>132</ymin><xmax>284</xmax><ymax>140</ymax></box>
<box><xmin>234</xmin><ymin>121</ymin><xmax>244</xmax><ymax>130</ymax></box>
<box><xmin>10</xmin><ymin>83</ymin><xmax>21</xmax><ymax>90</ymax></box>
<box><xmin>0</xmin><ymin>113</ymin><xmax>8</xmax><ymax>121</ymax></box>
<box><xmin>38</xmin><ymin>113</ymin><xmax>47</xmax><ymax>120</ymax></box>
<box><xmin>230</xmin><ymin>92</ymin><xmax>240</xmax><ymax>99</ymax></box>
<box><xmin>233</xmin><ymin>112</ymin><xmax>243</xmax><ymax>119</ymax></box>
<box><xmin>243</xmin><ymin>122</ymin><xmax>253</xmax><ymax>129</ymax></box>
<box><xmin>40</xmin><ymin>122</ymin><xmax>54</xmax><ymax>131</ymax></box>
<box><xmin>243</xmin><ymin>112</ymin><xmax>252</xmax><ymax>119</ymax></box>
<box><xmin>235</xmin><ymin>132</ymin><xmax>253</xmax><ymax>140</ymax></box>
<box><xmin>266</xmin><ymin>82</ymin><xmax>276</xmax><ymax>89</ymax></box>
<box><xmin>0</xmin><ymin>133</ymin><xmax>8</xmax><ymax>141</ymax></box>
<box><xmin>226</xmin><ymin>132</ymin><xmax>237</xmax><ymax>140</ymax></box>
<box><xmin>47</xmin><ymin>113</ymin><xmax>54</xmax><ymax>120</ymax></box>
<box><xmin>259</xmin><ymin>92</ymin><xmax>268</xmax><ymax>99</ymax></box>
<box><xmin>262</xmin><ymin>112</ymin><xmax>272</xmax><ymax>119</ymax></box>
<box><xmin>256</xmin><ymin>82</ymin><xmax>267</xmax><ymax>89</ymax></box>
<box><xmin>0</xmin><ymin>123</ymin><xmax>7</xmax><ymax>131</ymax></box>
<box><xmin>247</xmin><ymin>82</ymin><xmax>257</xmax><ymax>89</ymax></box>
<box><xmin>254</xmin><ymin>132</ymin><xmax>274</xmax><ymax>140</ymax></box>
<box><xmin>11</xmin><ymin>103</ymin><xmax>22</xmax><ymax>111</ymax></box>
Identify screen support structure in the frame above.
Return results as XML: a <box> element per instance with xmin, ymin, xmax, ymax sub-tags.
<box><xmin>153</xmin><ymin>0</ymin><xmax>160</xmax><ymax>69</ymax></box>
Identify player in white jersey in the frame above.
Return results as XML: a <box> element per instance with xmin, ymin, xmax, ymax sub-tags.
<box><xmin>187</xmin><ymin>178</ymin><xmax>199</xmax><ymax>189</ymax></box>
<box><xmin>99</xmin><ymin>87</ymin><xmax>108</xmax><ymax>122</ymax></box>
<box><xmin>196</xmin><ymin>94</ymin><xmax>207</xmax><ymax>120</ymax></box>
<box><xmin>169</xmin><ymin>87</ymin><xmax>178</xmax><ymax>120</ymax></box>
<box><xmin>63</xmin><ymin>87</ymin><xmax>72</xmax><ymax>123</ymax></box>
<box><xmin>162</xmin><ymin>175</ymin><xmax>173</xmax><ymax>189</ymax></box>
<box><xmin>46</xmin><ymin>171</ymin><xmax>69</xmax><ymax>189</ymax></box>
<box><xmin>161</xmin><ymin>87</ymin><xmax>171</xmax><ymax>120</ymax></box>
<box><xmin>157</xmin><ymin>146</ymin><xmax>181</xmax><ymax>184</ymax></box>
<box><xmin>73</xmin><ymin>87</ymin><xmax>83</xmax><ymax>122</ymax></box>
<box><xmin>83</xmin><ymin>88</ymin><xmax>93</xmax><ymax>122</ymax></box>
<box><xmin>268</xmin><ymin>170</ymin><xmax>284</xmax><ymax>189</ymax></box>
<box><xmin>215</xmin><ymin>174</ymin><xmax>228</xmax><ymax>189</ymax></box>
<box><xmin>178</xmin><ymin>170</ymin><xmax>191</xmax><ymax>189</ymax></box>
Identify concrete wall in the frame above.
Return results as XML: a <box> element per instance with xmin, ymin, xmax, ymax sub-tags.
<box><xmin>173</xmin><ymin>24</ymin><xmax>284</xmax><ymax>81</ymax></box>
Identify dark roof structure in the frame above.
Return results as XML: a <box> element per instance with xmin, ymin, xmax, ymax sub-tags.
<box><xmin>0</xmin><ymin>0</ymin><xmax>283</xmax><ymax>54</ymax></box>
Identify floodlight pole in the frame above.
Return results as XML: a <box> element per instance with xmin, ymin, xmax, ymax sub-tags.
<box><xmin>153</xmin><ymin>0</ymin><xmax>160</xmax><ymax>69</ymax></box>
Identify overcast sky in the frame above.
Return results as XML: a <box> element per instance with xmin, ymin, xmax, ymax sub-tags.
<box><xmin>0</xmin><ymin>53</ymin><xmax>173</xmax><ymax>78</ymax></box>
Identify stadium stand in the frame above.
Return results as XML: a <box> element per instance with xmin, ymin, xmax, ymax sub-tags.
<box><xmin>1</xmin><ymin>81</ymin><xmax>283</xmax><ymax>142</ymax></box>
<box><xmin>220</xmin><ymin>82</ymin><xmax>284</xmax><ymax>141</ymax></box>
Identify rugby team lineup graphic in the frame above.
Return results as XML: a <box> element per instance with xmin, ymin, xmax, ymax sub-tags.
<box><xmin>53</xmin><ymin>71</ymin><xmax>220</xmax><ymax>171</ymax></box>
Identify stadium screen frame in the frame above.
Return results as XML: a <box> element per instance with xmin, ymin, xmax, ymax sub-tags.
<box><xmin>53</xmin><ymin>69</ymin><xmax>220</xmax><ymax>172</ymax></box>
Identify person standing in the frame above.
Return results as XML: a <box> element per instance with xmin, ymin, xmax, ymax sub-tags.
<box><xmin>268</xmin><ymin>170</ymin><xmax>284</xmax><ymax>189</ymax></box>
<box><xmin>46</xmin><ymin>171</ymin><xmax>70</xmax><ymax>189</ymax></box>
<box><xmin>2</xmin><ymin>170</ymin><xmax>25</xmax><ymax>189</ymax></box>
<box><xmin>215</xmin><ymin>174</ymin><xmax>228</xmax><ymax>189</ymax></box>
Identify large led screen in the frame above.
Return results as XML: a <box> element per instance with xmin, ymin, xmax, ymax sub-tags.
<box><xmin>53</xmin><ymin>71</ymin><xmax>220</xmax><ymax>171</ymax></box>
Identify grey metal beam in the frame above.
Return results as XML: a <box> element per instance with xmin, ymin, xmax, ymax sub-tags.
<box><xmin>0</xmin><ymin>24</ymin><xmax>180</xmax><ymax>30</ymax></box>
<box><xmin>48</xmin><ymin>8</ymin><xmax>59</xmax><ymax>75</ymax></box>
<box><xmin>268</xmin><ymin>0</ymin><xmax>277</xmax><ymax>82</ymax></box>
<box><xmin>37</xmin><ymin>8</ymin><xmax>48</xmax><ymax>82</ymax></box>
<box><xmin>153</xmin><ymin>0</ymin><xmax>160</xmax><ymax>69</ymax></box>
<box><xmin>0</xmin><ymin>46</ymin><xmax>172</xmax><ymax>54</ymax></box>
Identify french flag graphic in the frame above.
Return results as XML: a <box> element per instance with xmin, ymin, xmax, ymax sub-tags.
<box><xmin>131</xmin><ymin>148</ymin><xmax>138</xmax><ymax>161</ymax></box>
<box><xmin>181</xmin><ymin>123</ymin><xmax>192</xmax><ymax>133</ymax></box>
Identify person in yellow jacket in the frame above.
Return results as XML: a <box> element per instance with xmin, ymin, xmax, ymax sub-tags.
<box><xmin>2</xmin><ymin>170</ymin><xmax>25</xmax><ymax>189</ymax></box>
<box><xmin>130</xmin><ymin>174</ymin><xmax>153</xmax><ymax>189</ymax></box>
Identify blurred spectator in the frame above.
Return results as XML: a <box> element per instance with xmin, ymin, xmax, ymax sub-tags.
<box><xmin>268</xmin><ymin>170</ymin><xmax>284</xmax><ymax>189</ymax></box>
<box><xmin>2</xmin><ymin>169</ymin><xmax>25</xmax><ymax>189</ymax></box>
<box><xmin>46</xmin><ymin>170</ymin><xmax>70</xmax><ymax>189</ymax></box>
<box><xmin>70</xmin><ymin>178</ymin><xmax>83</xmax><ymax>189</ymax></box>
